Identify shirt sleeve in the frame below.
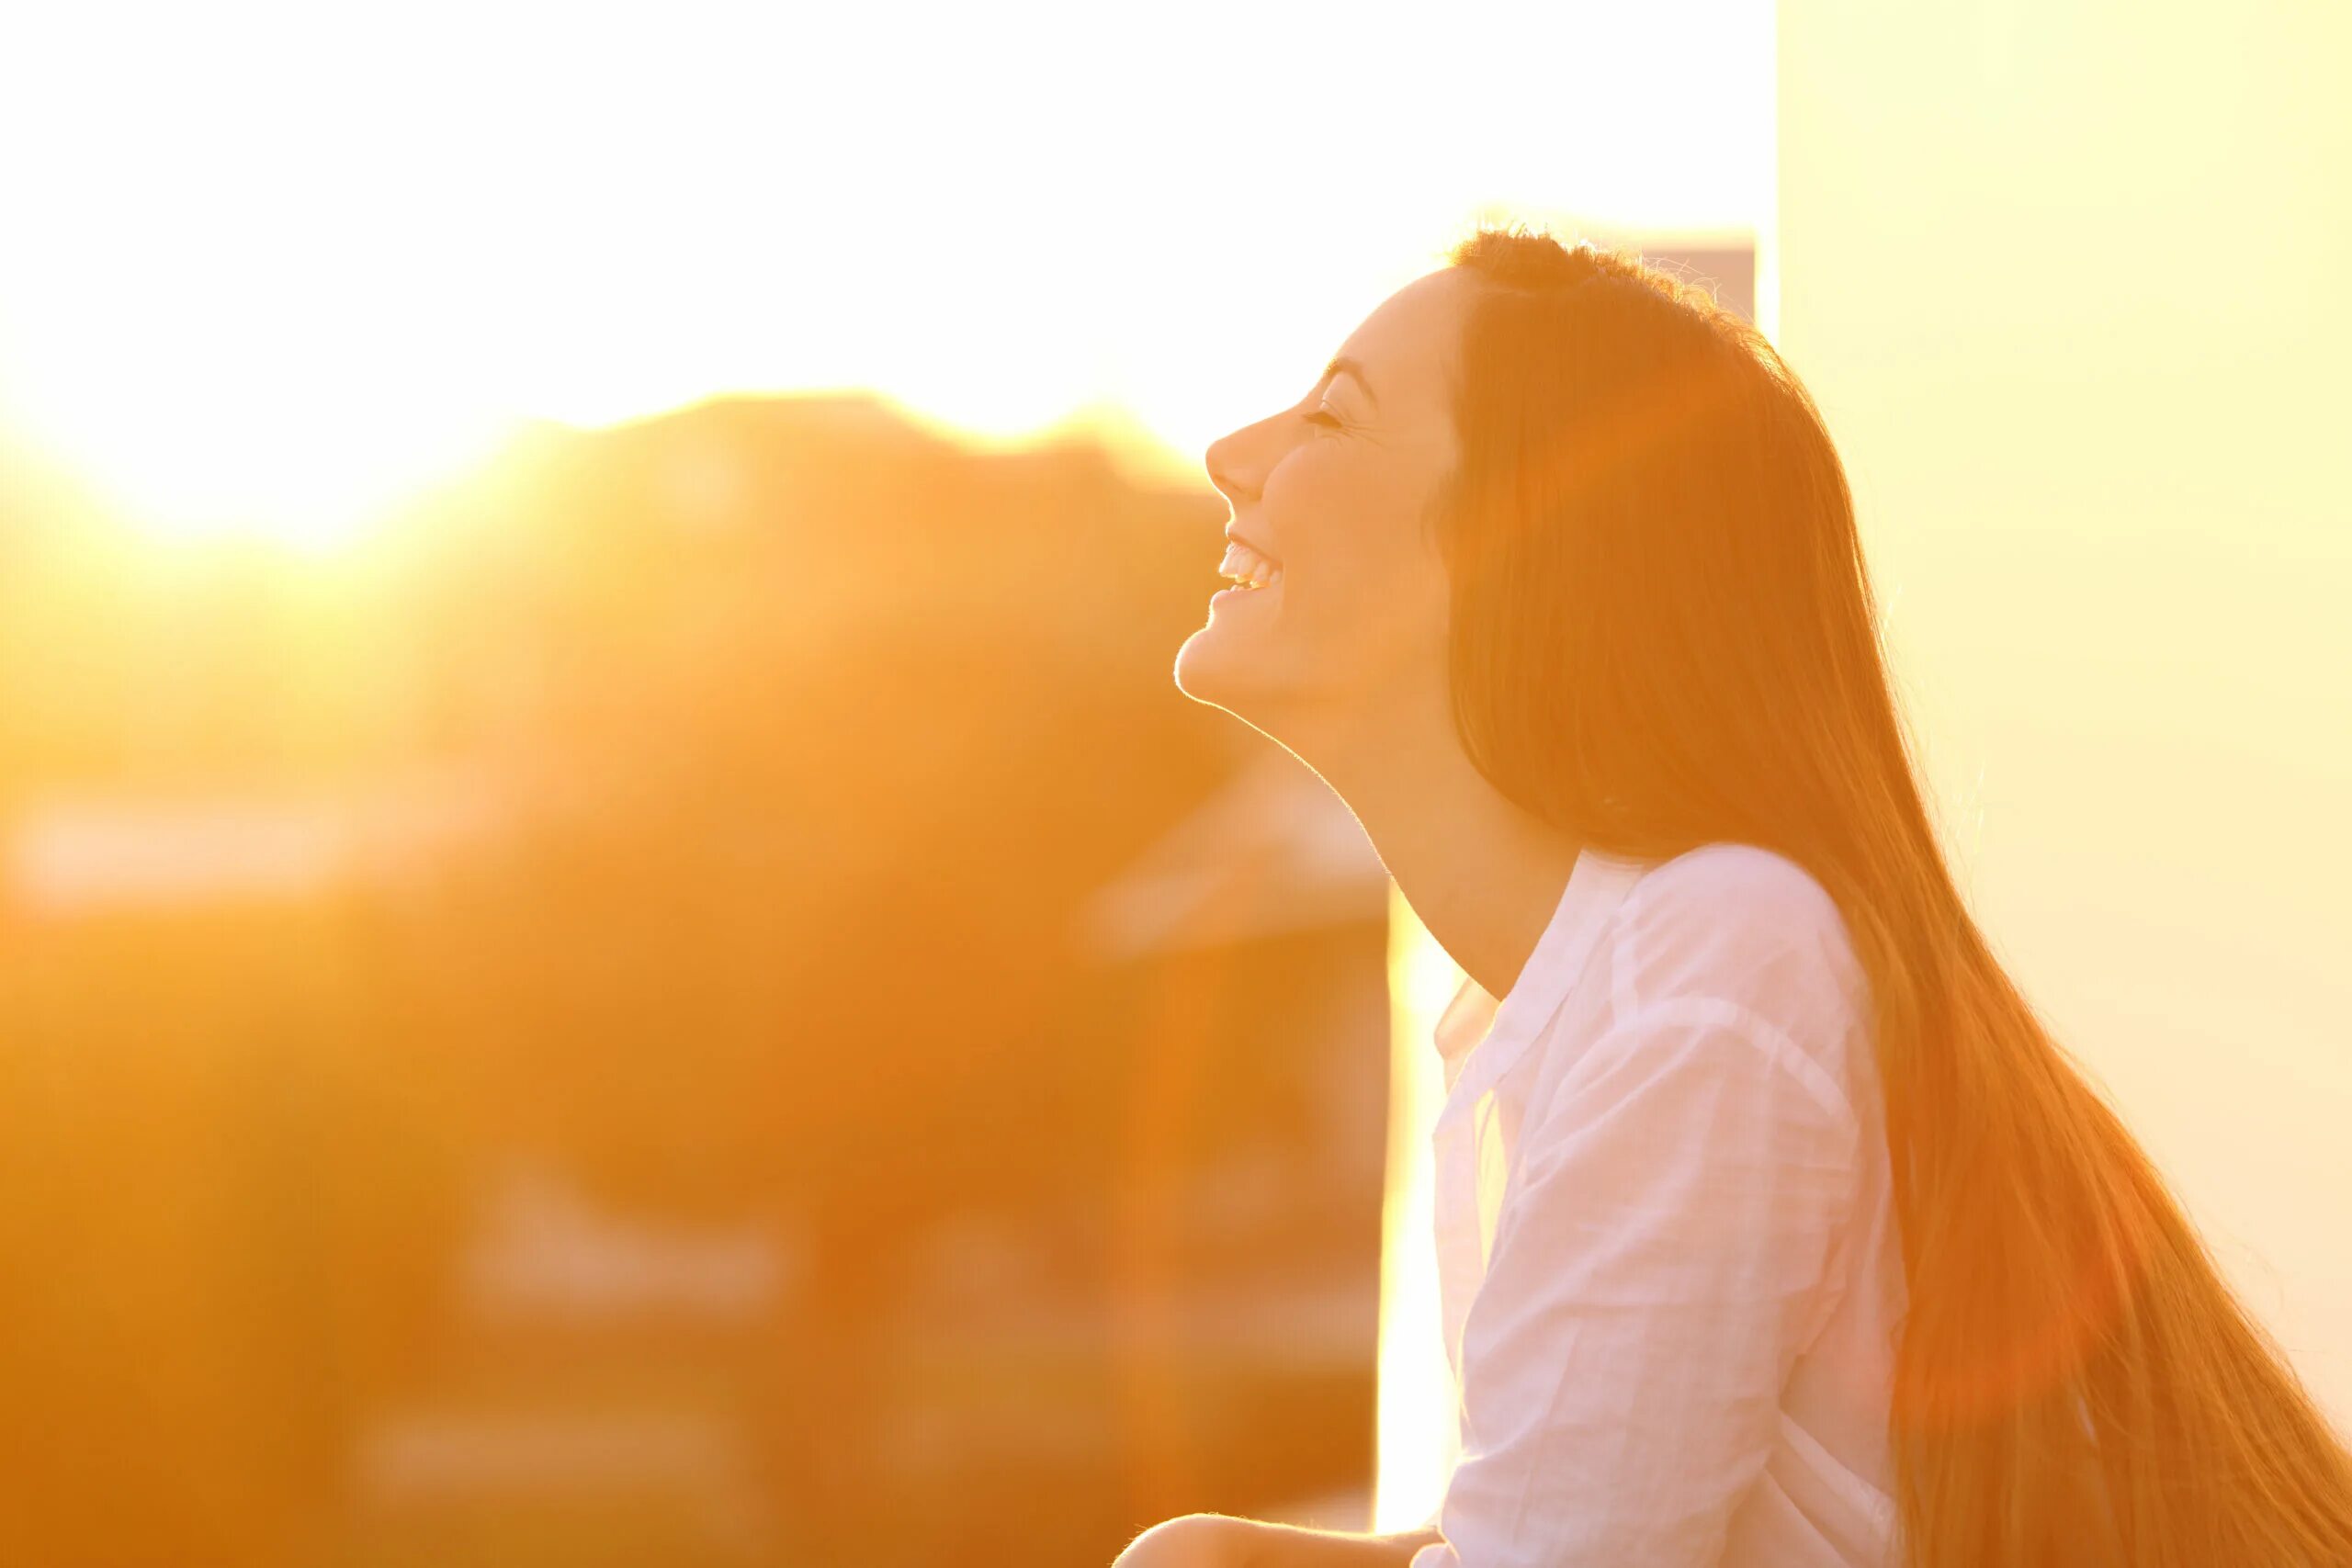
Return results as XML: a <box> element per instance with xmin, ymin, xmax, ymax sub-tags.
<box><xmin>1415</xmin><ymin>885</ymin><xmax>1867</xmax><ymax>1567</ymax></box>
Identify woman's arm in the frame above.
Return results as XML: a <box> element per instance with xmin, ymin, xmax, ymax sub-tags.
<box><xmin>1113</xmin><ymin>1514</ymin><xmax>1444</xmax><ymax>1568</ymax></box>
<box><xmin>1232</xmin><ymin>1519</ymin><xmax>1447</xmax><ymax>1567</ymax></box>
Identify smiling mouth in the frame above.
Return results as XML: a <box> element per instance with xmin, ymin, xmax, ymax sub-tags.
<box><xmin>1217</xmin><ymin>536</ymin><xmax>1283</xmax><ymax>593</ymax></box>
<box><xmin>1214</xmin><ymin>580</ymin><xmax>1278</xmax><ymax>598</ymax></box>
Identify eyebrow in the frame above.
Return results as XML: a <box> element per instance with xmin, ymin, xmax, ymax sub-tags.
<box><xmin>1323</xmin><ymin>355</ymin><xmax>1379</xmax><ymax>412</ymax></box>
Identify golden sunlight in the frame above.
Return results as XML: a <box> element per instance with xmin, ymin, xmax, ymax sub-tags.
<box><xmin>7</xmin><ymin>367</ymin><xmax>518</xmax><ymax>553</ymax></box>
<box><xmin>0</xmin><ymin>0</ymin><xmax>1770</xmax><ymax>546</ymax></box>
<box><xmin>5</xmin><ymin>0</ymin><xmax>2346</xmax><ymax>1561</ymax></box>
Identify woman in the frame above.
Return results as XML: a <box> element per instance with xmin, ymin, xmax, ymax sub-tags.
<box><xmin>1116</xmin><ymin>225</ymin><xmax>2352</xmax><ymax>1566</ymax></box>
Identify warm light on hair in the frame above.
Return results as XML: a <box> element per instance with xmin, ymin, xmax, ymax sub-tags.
<box><xmin>1427</xmin><ymin>220</ymin><xmax>2352</xmax><ymax>1565</ymax></box>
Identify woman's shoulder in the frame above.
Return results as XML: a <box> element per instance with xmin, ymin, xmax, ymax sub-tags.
<box><xmin>1610</xmin><ymin>840</ymin><xmax>1867</xmax><ymax>1015</ymax></box>
<box><xmin>1623</xmin><ymin>840</ymin><xmax>1844</xmax><ymax>936</ymax></box>
<box><xmin>1580</xmin><ymin>841</ymin><xmax>1875</xmax><ymax>1121</ymax></box>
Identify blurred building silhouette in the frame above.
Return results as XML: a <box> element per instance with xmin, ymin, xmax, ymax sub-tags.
<box><xmin>1079</xmin><ymin>747</ymin><xmax>1396</xmax><ymax>961</ymax></box>
<box><xmin>0</xmin><ymin>389</ymin><xmax>1385</xmax><ymax>1568</ymax></box>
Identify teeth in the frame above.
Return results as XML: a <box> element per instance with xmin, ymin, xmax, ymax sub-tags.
<box><xmin>1219</xmin><ymin>539</ymin><xmax>1283</xmax><ymax>590</ymax></box>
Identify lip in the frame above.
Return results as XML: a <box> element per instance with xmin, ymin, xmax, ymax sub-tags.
<box><xmin>1210</xmin><ymin>581</ymin><xmax>1279</xmax><ymax>607</ymax></box>
<box><xmin>1222</xmin><ymin>524</ymin><xmax>1282</xmax><ymax>563</ymax></box>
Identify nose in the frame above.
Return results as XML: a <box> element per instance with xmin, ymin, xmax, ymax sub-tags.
<box><xmin>1204</xmin><ymin>433</ymin><xmax>1254</xmax><ymax>510</ymax></box>
<box><xmin>1204</xmin><ymin>409</ymin><xmax>1289</xmax><ymax>510</ymax></box>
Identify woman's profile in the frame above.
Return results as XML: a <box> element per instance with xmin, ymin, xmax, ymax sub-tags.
<box><xmin>1114</xmin><ymin>224</ymin><xmax>2352</xmax><ymax>1566</ymax></box>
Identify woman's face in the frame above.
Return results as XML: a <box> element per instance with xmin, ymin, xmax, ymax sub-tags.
<box><xmin>1175</xmin><ymin>265</ymin><xmax>1472</xmax><ymax>738</ymax></box>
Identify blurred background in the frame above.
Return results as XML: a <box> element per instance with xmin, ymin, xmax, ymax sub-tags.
<box><xmin>0</xmin><ymin>3</ymin><xmax>2343</xmax><ymax>1566</ymax></box>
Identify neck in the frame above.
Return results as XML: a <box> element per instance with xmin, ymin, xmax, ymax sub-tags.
<box><xmin>1274</xmin><ymin>675</ymin><xmax>1585</xmax><ymax>1005</ymax></box>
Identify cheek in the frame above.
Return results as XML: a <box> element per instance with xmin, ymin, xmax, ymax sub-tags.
<box><xmin>1265</xmin><ymin>446</ymin><xmax>1446</xmax><ymax>629</ymax></box>
<box><xmin>1267</xmin><ymin>449</ymin><xmax>1417</xmax><ymax>567</ymax></box>
<box><xmin>1291</xmin><ymin>536</ymin><xmax>1444</xmax><ymax>667</ymax></box>
<box><xmin>1264</xmin><ymin>436</ymin><xmax>1391</xmax><ymax>523</ymax></box>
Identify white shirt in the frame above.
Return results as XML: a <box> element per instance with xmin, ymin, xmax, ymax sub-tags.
<box><xmin>1407</xmin><ymin>841</ymin><xmax>1907</xmax><ymax>1568</ymax></box>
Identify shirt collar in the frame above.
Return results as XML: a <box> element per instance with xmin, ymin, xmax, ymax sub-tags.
<box><xmin>1430</xmin><ymin>845</ymin><xmax>1651</xmax><ymax>1099</ymax></box>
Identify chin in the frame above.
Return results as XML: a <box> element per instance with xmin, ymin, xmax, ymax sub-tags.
<box><xmin>1170</xmin><ymin>626</ymin><xmax>1227</xmax><ymax>703</ymax></box>
<box><xmin>1172</xmin><ymin>624</ymin><xmax>1265</xmax><ymax>713</ymax></box>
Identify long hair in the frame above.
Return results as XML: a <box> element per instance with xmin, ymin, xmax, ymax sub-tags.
<box><xmin>1430</xmin><ymin>222</ymin><xmax>2352</xmax><ymax>1566</ymax></box>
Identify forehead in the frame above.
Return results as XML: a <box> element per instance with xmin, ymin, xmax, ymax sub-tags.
<box><xmin>1331</xmin><ymin>266</ymin><xmax>1473</xmax><ymax>411</ymax></box>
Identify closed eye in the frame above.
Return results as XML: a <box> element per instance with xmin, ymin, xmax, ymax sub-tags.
<box><xmin>1303</xmin><ymin>407</ymin><xmax>1342</xmax><ymax>431</ymax></box>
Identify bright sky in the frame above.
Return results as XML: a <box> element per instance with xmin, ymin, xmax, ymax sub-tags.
<box><xmin>0</xmin><ymin>0</ymin><xmax>1770</xmax><ymax>547</ymax></box>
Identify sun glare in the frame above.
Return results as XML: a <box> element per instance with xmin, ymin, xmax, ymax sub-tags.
<box><xmin>0</xmin><ymin>0</ymin><xmax>1770</xmax><ymax>549</ymax></box>
<box><xmin>11</xmin><ymin>375</ymin><xmax>519</xmax><ymax>555</ymax></box>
